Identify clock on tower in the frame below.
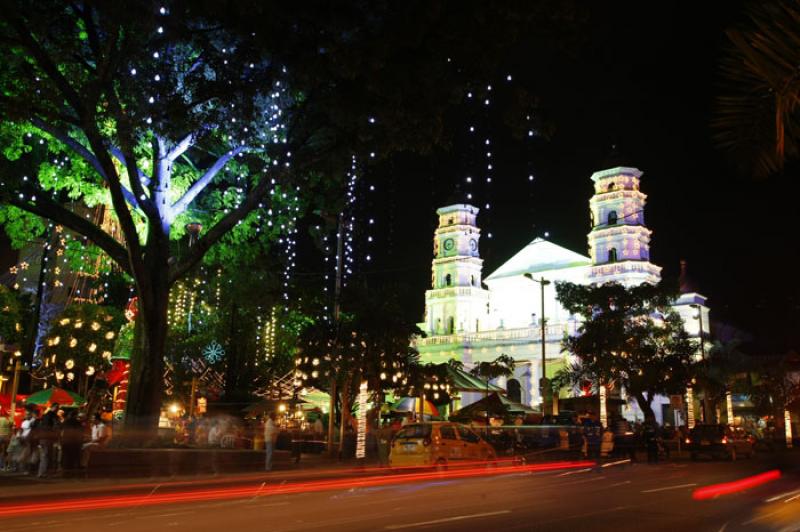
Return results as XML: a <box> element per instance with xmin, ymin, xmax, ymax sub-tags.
<box><xmin>423</xmin><ymin>201</ymin><xmax>489</xmax><ymax>336</ymax></box>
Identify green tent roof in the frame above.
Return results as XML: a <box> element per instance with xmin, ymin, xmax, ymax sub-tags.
<box><xmin>446</xmin><ymin>365</ymin><xmax>504</xmax><ymax>393</ymax></box>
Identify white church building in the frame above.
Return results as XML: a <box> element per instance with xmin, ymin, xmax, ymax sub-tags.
<box><xmin>415</xmin><ymin>164</ymin><xmax>710</xmax><ymax>424</ymax></box>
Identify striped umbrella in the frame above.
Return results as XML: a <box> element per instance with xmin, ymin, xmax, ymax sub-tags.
<box><xmin>24</xmin><ymin>387</ymin><xmax>86</xmax><ymax>406</ymax></box>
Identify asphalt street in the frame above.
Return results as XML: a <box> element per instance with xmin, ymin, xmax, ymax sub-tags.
<box><xmin>2</xmin><ymin>456</ymin><xmax>800</xmax><ymax>531</ymax></box>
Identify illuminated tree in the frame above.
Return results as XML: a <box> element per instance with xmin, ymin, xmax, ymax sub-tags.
<box><xmin>0</xmin><ymin>1</ymin><xmax>582</xmax><ymax>438</ymax></box>
<box><xmin>555</xmin><ymin>282</ymin><xmax>695</xmax><ymax>421</ymax></box>
<box><xmin>37</xmin><ymin>303</ymin><xmax>123</xmax><ymax>391</ymax></box>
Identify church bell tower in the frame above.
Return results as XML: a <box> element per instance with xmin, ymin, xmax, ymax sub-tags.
<box><xmin>587</xmin><ymin>166</ymin><xmax>661</xmax><ymax>286</ymax></box>
<box><xmin>423</xmin><ymin>202</ymin><xmax>490</xmax><ymax>336</ymax></box>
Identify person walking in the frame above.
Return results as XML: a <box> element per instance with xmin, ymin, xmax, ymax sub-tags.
<box><xmin>644</xmin><ymin>419</ymin><xmax>659</xmax><ymax>463</ymax></box>
<box><xmin>37</xmin><ymin>403</ymin><xmax>60</xmax><ymax>478</ymax></box>
<box><xmin>60</xmin><ymin>410</ymin><xmax>83</xmax><ymax>476</ymax></box>
<box><xmin>0</xmin><ymin>410</ymin><xmax>12</xmax><ymax>470</ymax></box>
<box><xmin>263</xmin><ymin>413</ymin><xmax>278</xmax><ymax>471</ymax></box>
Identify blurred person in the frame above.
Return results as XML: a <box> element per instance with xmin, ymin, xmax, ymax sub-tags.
<box><xmin>6</xmin><ymin>428</ymin><xmax>23</xmax><ymax>472</ymax></box>
<box><xmin>37</xmin><ymin>403</ymin><xmax>60</xmax><ymax>478</ymax></box>
<box><xmin>264</xmin><ymin>413</ymin><xmax>278</xmax><ymax>471</ymax></box>
<box><xmin>600</xmin><ymin>427</ymin><xmax>615</xmax><ymax>458</ymax></box>
<box><xmin>208</xmin><ymin>420</ymin><xmax>223</xmax><ymax>447</ymax></box>
<box><xmin>60</xmin><ymin>410</ymin><xmax>84</xmax><ymax>476</ymax></box>
<box><xmin>377</xmin><ymin>422</ymin><xmax>392</xmax><ymax>467</ymax></box>
<box><xmin>81</xmin><ymin>413</ymin><xmax>109</xmax><ymax>467</ymax></box>
<box><xmin>643</xmin><ymin>419</ymin><xmax>659</xmax><ymax>463</ymax></box>
<box><xmin>0</xmin><ymin>409</ymin><xmax>12</xmax><ymax>470</ymax></box>
<box><xmin>313</xmin><ymin>417</ymin><xmax>324</xmax><ymax>439</ymax></box>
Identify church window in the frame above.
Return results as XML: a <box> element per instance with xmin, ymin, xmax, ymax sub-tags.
<box><xmin>476</xmin><ymin>319</ymin><xmax>480</xmax><ymax>332</ymax></box>
<box><xmin>445</xmin><ymin>274</ymin><xmax>452</xmax><ymax>286</ymax></box>
<box><xmin>607</xmin><ymin>182</ymin><xmax>614</xmax><ymax>192</ymax></box>
<box><xmin>507</xmin><ymin>379</ymin><xmax>522</xmax><ymax>403</ymax></box>
<box><xmin>608</xmin><ymin>210</ymin><xmax>618</xmax><ymax>225</ymax></box>
<box><xmin>448</xmin><ymin>317</ymin><xmax>455</xmax><ymax>334</ymax></box>
<box><xmin>470</xmin><ymin>275</ymin><xmax>475</xmax><ymax>286</ymax></box>
<box><xmin>608</xmin><ymin>248</ymin><xmax>618</xmax><ymax>263</ymax></box>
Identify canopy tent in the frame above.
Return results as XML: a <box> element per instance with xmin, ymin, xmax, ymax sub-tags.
<box><xmin>445</xmin><ymin>365</ymin><xmax>504</xmax><ymax>393</ymax></box>
<box><xmin>449</xmin><ymin>392</ymin><xmax>535</xmax><ymax>422</ymax></box>
<box><xmin>24</xmin><ymin>387</ymin><xmax>85</xmax><ymax>407</ymax></box>
<box><xmin>391</xmin><ymin>397</ymin><xmax>440</xmax><ymax>417</ymax></box>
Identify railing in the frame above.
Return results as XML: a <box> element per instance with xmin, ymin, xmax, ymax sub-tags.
<box><xmin>415</xmin><ymin>324</ymin><xmax>567</xmax><ymax>347</ymax></box>
<box><xmin>426</xmin><ymin>286</ymin><xmax>485</xmax><ymax>298</ymax></box>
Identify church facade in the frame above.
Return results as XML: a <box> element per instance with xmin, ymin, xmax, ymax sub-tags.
<box><xmin>415</xmin><ymin>165</ymin><xmax>710</xmax><ymax>424</ymax></box>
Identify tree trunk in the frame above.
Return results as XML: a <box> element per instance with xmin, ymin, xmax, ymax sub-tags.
<box><xmin>338</xmin><ymin>381</ymin><xmax>351</xmax><ymax>456</ymax></box>
<box><xmin>633</xmin><ymin>391</ymin><xmax>656</xmax><ymax>422</ymax></box>
<box><xmin>123</xmin><ymin>243</ymin><xmax>171</xmax><ymax>445</ymax></box>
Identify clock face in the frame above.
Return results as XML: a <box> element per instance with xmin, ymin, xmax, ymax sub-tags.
<box><xmin>443</xmin><ymin>238</ymin><xmax>454</xmax><ymax>251</ymax></box>
<box><xmin>469</xmin><ymin>239</ymin><xmax>477</xmax><ymax>251</ymax></box>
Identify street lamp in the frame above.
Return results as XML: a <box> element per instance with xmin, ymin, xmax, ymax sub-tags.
<box><xmin>690</xmin><ymin>303</ymin><xmax>711</xmax><ymax>423</ymax></box>
<box><xmin>524</xmin><ymin>273</ymin><xmax>551</xmax><ymax>415</ymax></box>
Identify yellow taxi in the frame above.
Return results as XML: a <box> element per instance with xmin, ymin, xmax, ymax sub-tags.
<box><xmin>389</xmin><ymin>422</ymin><xmax>497</xmax><ymax>469</ymax></box>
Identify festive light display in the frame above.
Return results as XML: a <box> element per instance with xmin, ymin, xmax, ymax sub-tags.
<box><xmin>356</xmin><ymin>380</ymin><xmax>369</xmax><ymax>459</ymax></box>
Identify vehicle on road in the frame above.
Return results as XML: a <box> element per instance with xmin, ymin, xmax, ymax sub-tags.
<box><xmin>389</xmin><ymin>422</ymin><xmax>497</xmax><ymax>469</ymax></box>
<box><xmin>686</xmin><ymin>424</ymin><xmax>755</xmax><ymax>461</ymax></box>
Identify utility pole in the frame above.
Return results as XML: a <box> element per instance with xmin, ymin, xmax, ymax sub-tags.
<box><xmin>691</xmin><ymin>304</ymin><xmax>711</xmax><ymax>424</ymax></box>
<box><xmin>524</xmin><ymin>274</ymin><xmax>551</xmax><ymax>415</ymax></box>
<box><xmin>9</xmin><ymin>354</ymin><xmax>25</xmax><ymax>419</ymax></box>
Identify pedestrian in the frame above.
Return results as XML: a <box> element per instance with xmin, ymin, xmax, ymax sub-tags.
<box><xmin>600</xmin><ymin>427</ymin><xmax>614</xmax><ymax>458</ymax></box>
<box><xmin>208</xmin><ymin>420</ymin><xmax>222</xmax><ymax>447</ymax></box>
<box><xmin>37</xmin><ymin>403</ymin><xmax>60</xmax><ymax>478</ymax></box>
<box><xmin>313</xmin><ymin>417</ymin><xmax>324</xmax><ymax>440</ymax></box>
<box><xmin>644</xmin><ymin>419</ymin><xmax>659</xmax><ymax>463</ymax></box>
<box><xmin>81</xmin><ymin>413</ymin><xmax>109</xmax><ymax>468</ymax></box>
<box><xmin>60</xmin><ymin>410</ymin><xmax>83</xmax><ymax>476</ymax></box>
<box><xmin>6</xmin><ymin>429</ymin><xmax>23</xmax><ymax>472</ymax></box>
<box><xmin>377</xmin><ymin>422</ymin><xmax>392</xmax><ymax>467</ymax></box>
<box><xmin>263</xmin><ymin>413</ymin><xmax>278</xmax><ymax>471</ymax></box>
<box><xmin>0</xmin><ymin>409</ymin><xmax>12</xmax><ymax>470</ymax></box>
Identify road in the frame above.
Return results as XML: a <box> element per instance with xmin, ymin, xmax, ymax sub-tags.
<box><xmin>2</xmin><ymin>456</ymin><xmax>800</xmax><ymax>531</ymax></box>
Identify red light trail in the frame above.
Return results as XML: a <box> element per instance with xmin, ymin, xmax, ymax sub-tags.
<box><xmin>0</xmin><ymin>460</ymin><xmax>593</xmax><ymax>519</ymax></box>
<box><xmin>692</xmin><ymin>470</ymin><xmax>782</xmax><ymax>501</ymax></box>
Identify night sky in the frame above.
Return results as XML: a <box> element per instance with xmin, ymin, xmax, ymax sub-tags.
<box><xmin>363</xmin><ymin>1</ymin><xmax>800</xmax><ymax>353</ymax></box>
<box><xmin>2</xmin><ymin>2</ymin><xmax>798</xmax><ymax>353</ymax></box>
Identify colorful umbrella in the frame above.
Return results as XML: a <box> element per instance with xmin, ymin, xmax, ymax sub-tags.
<box><xmin>24</xmin><ymin>387</ymin><xmax>85</xmax><ymax>406</ymax></box>
<box><xmin>391</xmin><ymin>397</ymin><xmax>440</xmax><ymax>417</ymax></box>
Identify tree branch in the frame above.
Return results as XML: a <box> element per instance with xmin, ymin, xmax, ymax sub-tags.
<box><xmin>170</xmin><ymin>146</ymin><xmax>246</xmax><ymax>216</ymax></box>
<box><xmin>5</xmin><ymin>191</ymin><xmax>131</xmax><ymax>275</ymax></box>
<box><xmin>166</xmin><ymin>134</ymin><xmax>194</xmax><ymax>162</ymax></box>
<box><xmin>169</xmin><ymin>167</ymin><xmax>274</xmax><ymax>284</ymax></box>
<box><xmin>107</xmin><ymin>146</ymin><xmax>151</xmax><ymax>188</ymax></box>
<box><xmin>5</xmin><ymin>10</ymin><xmax>86</xmax><ymax>117</ymax></box>
<box><xmin>29</xmin><ymin>117</ymin><xmax>140</xmax><ymax>209</ymax></box>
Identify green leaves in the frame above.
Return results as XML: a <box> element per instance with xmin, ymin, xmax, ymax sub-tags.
<box><xmin>556</xmin><ymin>281</ymin><xmax>695</xmax><ymax>417</ymax></box>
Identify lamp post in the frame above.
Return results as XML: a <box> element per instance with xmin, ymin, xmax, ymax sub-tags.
<box><xmin>9</xmin><ymin>350</ymin><xmax>26</xmax><ymax>419</ymax></box>
<box><xmin>524</xmin><ymin>273</ymin><xmax>551</xmax><ymax>415</ymax></box>
<box><xmin>690</xmin><ymin>304</ymin><xmax>711</xmax><ymax>424</ymax></box>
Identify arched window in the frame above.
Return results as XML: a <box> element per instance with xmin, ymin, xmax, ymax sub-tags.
<box><xmin>445</xmin><ymin>274</ymin><xmax>452</xmax><ymax>286</ymax></box>
<box><xmin>607</xmin><ymin>182</ymin><xmax>614</xmax><ymax>192</ymax></box>
<box><xmin>448</xmin><ymin>317</ymin><xmax>455</xmax><ymax>334</ymax></box>
<box><xmin>507</xmin><ymin>379</ymin><xmax>522</xmax><ymax>403</ymax></box>
<box><xmin>470</xmin><ymin>275</ymin><xmax>475</xmax><ymax>286</ymax></box>
<box><xmin>608</xmin><ymin>210</ymin><xmax>618</xmax><ymax>225</ymax></box>
<box><xmin>608</xmin><ymin>248</ymin><xmax>618</xmax><ymax>263</ymax></box>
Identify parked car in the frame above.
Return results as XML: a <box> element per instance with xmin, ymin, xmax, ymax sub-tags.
<box><xmin>686</xmin><ymin>424</ymin><xmax>755</xmax><ymax>461</ymax></box>
<box><xmin>389</xmin><ymin>422</ymin><xmax>497</xmax><ymax>469</ymax></box>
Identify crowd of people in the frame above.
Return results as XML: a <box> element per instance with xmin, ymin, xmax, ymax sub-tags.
<box><xmin>0</xmin><ymin>404</ymin><xmax>110</xmax><ymax>477</ymax></box>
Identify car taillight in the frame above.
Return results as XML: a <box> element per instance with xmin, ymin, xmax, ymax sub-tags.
<box><xmin>721</xmin><ymin>436</ymin><xmax>728</xmax><ymax>444</ymax></box>
<box><xmin>423</xmin><ymin>437</ymin><xmax>431</xmax><ymax>446</ymax></box>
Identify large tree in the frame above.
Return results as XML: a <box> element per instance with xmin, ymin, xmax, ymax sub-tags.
<box><xmin>0</xmin><ymin>1</ymin><xmax>581</xmax><ymax>438</ymax></box>
<box><xmin>555</xmin><ymin>282</ymin><xmax>695</xmax><ymax>421</ymax></box>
